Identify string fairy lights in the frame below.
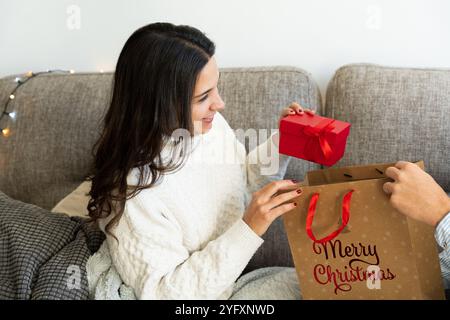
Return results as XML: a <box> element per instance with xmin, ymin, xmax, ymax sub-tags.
<box><xmin>0</xmin><ymin>69</ymin><xmax>75</xmax><ymax>138</ymax></box>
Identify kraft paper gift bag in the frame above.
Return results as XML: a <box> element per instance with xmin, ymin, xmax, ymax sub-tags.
<box><xmin>283</xmin><ymin>161</ymin><xmax>445</xmax><ymax>300</ymax></box>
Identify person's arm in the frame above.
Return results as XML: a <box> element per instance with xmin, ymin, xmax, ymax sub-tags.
<box><xmin>245</xmin><ymin>131</ymin><xmax>292</xmax><ymax>194</ymax></box>
<box><xmin>383</xmin><ymin>161</ymin><xmax>450</xmax><ymax>288</ymax></box>
<box><xmin>108</xmin><ymin>194</ymin><xmax>264</xmax><ymax>300</ymax></box>
<box><xmin>245</xmin><ymin>102</ymin><xmax>315</xmax><ymax>194</ymax></box>
<box><xmin>383</xmin><ymin>161</ymin><xmax>450</xmax><ymax>226</ymax></box>
<box><xmin>435</xmin><ymin>211</ymin><xmax>450</xmax><ymax>289</ymax></box>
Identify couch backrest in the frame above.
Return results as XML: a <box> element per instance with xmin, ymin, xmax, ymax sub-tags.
<box><xmin>0</xmin><ymin>72</ymin><xmax>110</xmax><ymax>209</ymax></box>
<box><xmin>3</xmin><ymin>63</ymin><xmax>447</xmax><ymax>273</ymax></box>
<box><xmin>325</xmin><ymin>63</ymin><xmax>450</xmax><ymax>191</ymax></box>
<box><xmin>0</xmin><ymin>66</ymin><xmax>322</xmax><ymax>272</ymax></box>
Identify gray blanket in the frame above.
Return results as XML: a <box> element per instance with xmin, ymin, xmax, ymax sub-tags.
<box><xmin>0</xmin><ymin>191</ymin><xmax>105</xmax><ymax>299</ymax></box>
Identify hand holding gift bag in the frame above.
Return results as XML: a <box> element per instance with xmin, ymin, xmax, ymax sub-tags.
<box><xmin>283</xmin><ymin>161</ymin><xmax>445</xmax><ymax>300</ymax></box>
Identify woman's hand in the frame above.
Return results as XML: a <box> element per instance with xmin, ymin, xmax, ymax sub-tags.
<box><xmin>279</xmin><ymin>101</ymin><xmax>315</xmax><ymax>122</ymax></box>
<box><xmin>272</xmin><ymin>102</ymin><xmax>316</xmax><ymax>148</ymax></box>
<box><xmin>383</xmin><ymin>161</ymin><xmax>450</xmax><ymax>227</ymax></box>
<box><xmin>243</xmin><ymin>180</ymin><xmax>303</xmax><ymax>237</ymax></box>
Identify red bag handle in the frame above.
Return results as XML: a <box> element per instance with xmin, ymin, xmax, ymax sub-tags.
<box><xmin>306</xmin><ymin>190</ymin><xmax>354</xmax><ymax>244</ymax></box>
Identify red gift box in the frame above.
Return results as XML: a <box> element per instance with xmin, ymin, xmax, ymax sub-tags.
<box><xmin>279</xmin><ymin>113</ymin><xmax>351</xmax><ymax>166</ymax></box>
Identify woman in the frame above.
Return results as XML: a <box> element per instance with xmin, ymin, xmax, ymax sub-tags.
<box><xmin>63</xmin><ymin>22</ymin><xmax>313</xmax><ymax>299</ymax></box>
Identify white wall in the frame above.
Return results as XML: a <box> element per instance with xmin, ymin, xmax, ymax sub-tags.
<box><xmin>1</xmin><ymin>0</ymin><xmax>449</xmax><ymax>98</ymax></box>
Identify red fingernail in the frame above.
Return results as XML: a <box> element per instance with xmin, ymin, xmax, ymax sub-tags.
<box><xmin>296</xmin><ymin>189</ymin><xmax>302</xmax><ymax>194</ymax></box>
<box><xmin>291</xmin><ymin>179</ymin><xmax>298</xmax><ymax>183</ymax></box>
<box><xmin>294</xmin><ymin>202</ymin><xmax>297</xmax><ymax>206</ymax></box>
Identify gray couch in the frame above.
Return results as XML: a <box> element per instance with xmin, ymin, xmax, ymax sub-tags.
<box><xmin>0</xmin><ymin>63</ymin><xmax>449</xmax><ymax>275</ymax></box>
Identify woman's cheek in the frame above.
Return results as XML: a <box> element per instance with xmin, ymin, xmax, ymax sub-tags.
<box><xmin>197</xmin><ymin>102</ymin><xmax>209</xmax><ymax>119</ymax></box>
<box><xmin>191</xmin><ymin>103</ymin><xmax>204</xmax><ymax>122</ymax></box>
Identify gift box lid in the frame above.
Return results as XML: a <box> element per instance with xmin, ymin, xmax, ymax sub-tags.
<box><xmin>279</xmin><ymin>113</ymin><xmax>351</xmax><ymax>137</ymax></box>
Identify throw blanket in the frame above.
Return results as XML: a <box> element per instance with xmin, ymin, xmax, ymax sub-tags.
<box><xmin>0</xmin><ymin>191</ymin><xmax>104</xmax><ymax>299</ymax></box>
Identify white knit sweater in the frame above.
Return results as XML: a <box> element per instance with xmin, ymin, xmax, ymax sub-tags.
<box><xmin>96</xmin><ymin>112</ymin><xmax>290</xmax><ymax>299</ymax></box>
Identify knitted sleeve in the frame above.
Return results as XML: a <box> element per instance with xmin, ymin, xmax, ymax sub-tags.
<box><xmin>212</xmin><ymin>112</ymin><xmax>291</xmax><ymax>201</ymax></box>
<box><xmin>245</xmin><ymin>131</ymin><xmax>292</xmax><ymax>194</ymax></box>
<box><xmin>107</xmin><ymin>194</ymin><xmax>264</xmax><ymax>300</ymax></box>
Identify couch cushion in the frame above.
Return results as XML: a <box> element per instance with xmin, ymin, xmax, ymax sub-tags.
<box><xmin>0</xmin><ymin>72</ymin><xmax>109</xmax><ymax>210</ymax></box>
<box><xmin>0</xmin><ymin>66</ymin><xmax>322</xmax><ymax>273</ymax></box>
<box><xmin>325</xmin><ymin>63</ymin><xmax>450</xmax><ymax>191</ymax></box>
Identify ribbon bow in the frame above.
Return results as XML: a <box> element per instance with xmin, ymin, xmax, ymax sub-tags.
<box><xmin>302</xmin><ymin>118</ymin><xmax>336</xmax><ymax>161</ymax></box>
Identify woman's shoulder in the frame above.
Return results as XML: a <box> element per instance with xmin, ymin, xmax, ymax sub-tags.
<box><xmin>127</xmin><ymin>166</ymin><xmax>166</xmax><ymax>191</ymax></box>
<box><xmin>127</xmin><ymin>166</ymin><xmax>146</xmax><ymax>186</ymax></box>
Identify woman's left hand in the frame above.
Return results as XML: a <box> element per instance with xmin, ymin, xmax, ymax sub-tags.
<box><xmin>279</xmin><ymin>102</ymin><xmax>315</xmax><ymax>123</ymax></box>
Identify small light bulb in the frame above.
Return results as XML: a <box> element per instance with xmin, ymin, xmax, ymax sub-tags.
<box><xmin>14</xmin><ymin>77</ymin><xmax>22</xmax><ymax>83</ymax></box>
<box><xmin>69</xmin><ymin>69</ymin><xmax>75</xmax><ymax>74</ymax></box>
<box><xmin>9</xmin><ymin>94</ymin><xmax>15</xmax><ymax>100</ymax></box>
<box><xmin>99</xmin><ymin>69</ymin><xmax>104</xmax><ymax>73</ymax></box>
<box><xmin>26</xmin><ymin>71</ymin><xmax>33</xmax><ymax>77</ymax></box>
<box><xmin>2</xmin><ymin>128</ymin><xmax>10</xmax><ymax>137</ymax></box>
<box><xmin>9</xmin><ymin>112</ymin><xmax>16</xmax><ymax>119</ymax></box>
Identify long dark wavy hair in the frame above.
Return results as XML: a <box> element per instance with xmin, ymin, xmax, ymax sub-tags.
<box><xmin>85</xmin><ymin>22</ymin><xmax>216</xmax><ymax>240</ymax></box>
